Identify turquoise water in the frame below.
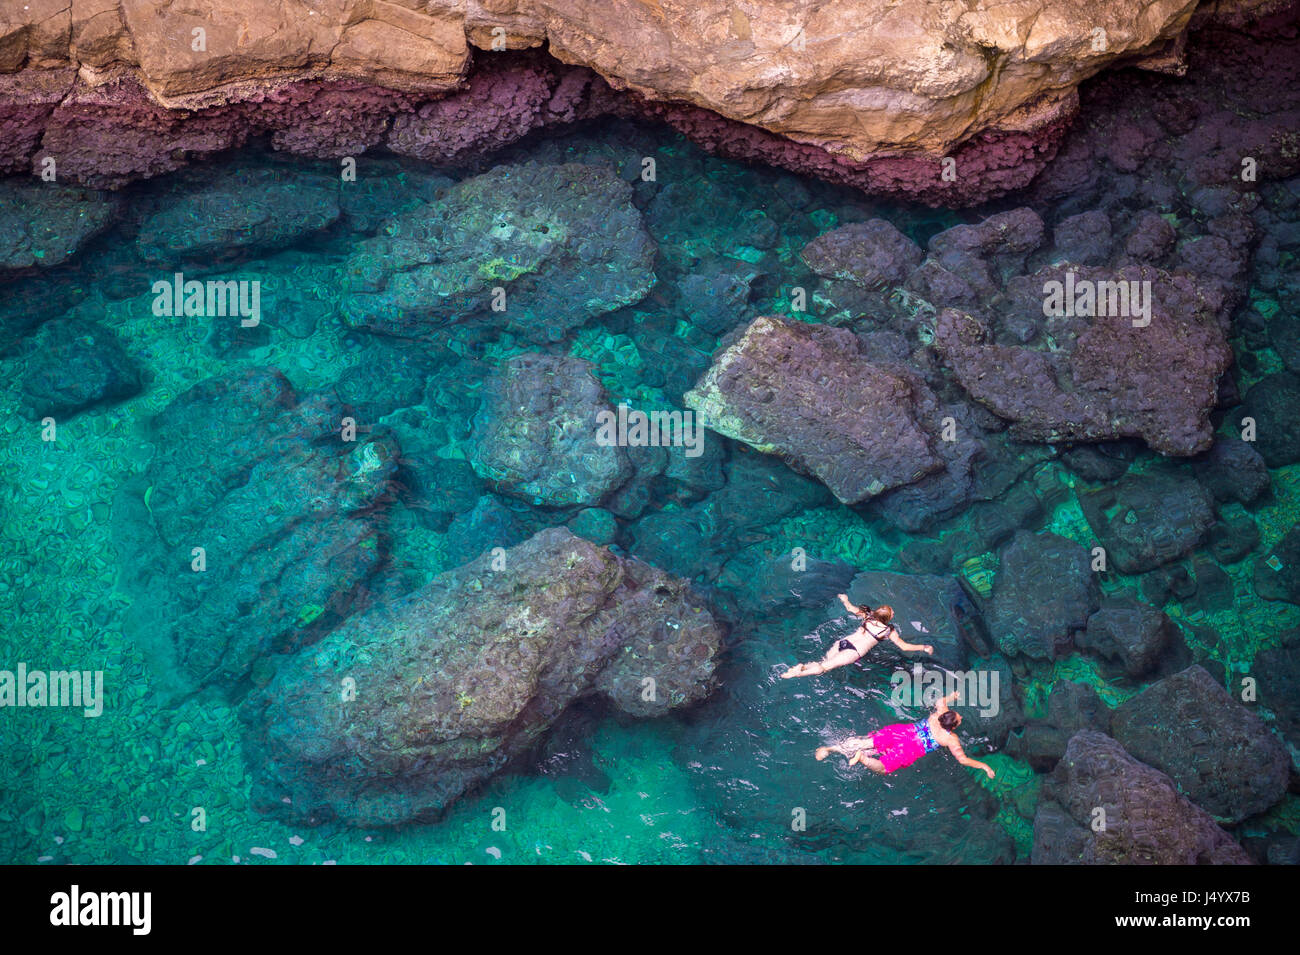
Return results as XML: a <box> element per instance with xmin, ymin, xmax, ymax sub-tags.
<box><xmin>1</xmin><ymin>117</ymin><xmax>1296</xmax><ymax>865</ymax></box>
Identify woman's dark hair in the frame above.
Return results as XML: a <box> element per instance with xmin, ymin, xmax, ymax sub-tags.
<box><xmin>938</xmin><ymin>711</ymin><xmax>960</xmax><ymax>731</ymax></box>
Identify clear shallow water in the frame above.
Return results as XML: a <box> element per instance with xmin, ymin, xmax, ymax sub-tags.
<box><xmin>1</xmin><ymin>116</ymin><xmax>1297</xmax><ymax>865</ymax></box>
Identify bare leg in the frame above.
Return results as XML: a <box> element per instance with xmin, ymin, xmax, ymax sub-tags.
<box><xmin>816</xmin><ymin>737</ymin><xmax>875</xmax><ymax>762</ymax></box>
<box><xmin>783</xmin><ymin>647</ymin><xmax>861</xmax><ymax>679</ymax></box>
<box><xmin>849</xmin><ymin>753</ymin><xmax>888</xmax><ymax>774</ymax></box>
<box><xmin>782</xmin><ymin>661</ymin><xmax>823</xmax><ymax>678</ymax></box>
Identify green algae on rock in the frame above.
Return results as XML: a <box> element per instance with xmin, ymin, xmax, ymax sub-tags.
<box><xmin>341</xmin><ymin>162</ymin><xmax>656</xmax><ymax>343</ymax></box>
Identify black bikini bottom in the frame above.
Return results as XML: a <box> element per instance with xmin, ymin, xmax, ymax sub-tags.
<box><xmin>837</xmin><ymin>638</ymin><xmax>860</xmax><ymax>654</ymax></box>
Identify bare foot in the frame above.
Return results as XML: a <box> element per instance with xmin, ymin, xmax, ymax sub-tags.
<box><xmin>815</xmin><ymin>746</ymin><xmax>831</xmax><ymax>761</ymax></box>
<box><xmin>849</xmin><ymin>751</ymin><xmax>864</xmax><ymax>766</ymax></box>
<box><xmin>780</xmin><ymin>667</ymin><xmax>799</xmax><ymax>679</ymax></box>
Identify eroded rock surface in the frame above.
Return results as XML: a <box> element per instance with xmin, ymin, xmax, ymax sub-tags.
<box><xmin>685</xmin><ymin>315</ymin><xmax>942</xmax><ymax>505</ymax></box>
<box><xmin>240</xmin><ymin>527</ymin><xmax>723</xmax><ymax>826</ymax></box>
<box><xmin>470</xmin><ymin>353</ymin><xmax>633</xmax><ymax>507</ymax></box>
<box><xmin>0</xmin><ymin>1</ymin><xmax>1272</xmax><ymax>201</ymax></box>
<box><xmin>1111</xmin><ymin>665</ymin><xmax>1290</xmax><ymax>821</ymax></box>
<box><xmin>931</xmin><ymin>265</ymin><xmax>1232</xmax><ymax>456</ymax></box>
<box><xmin>989</xmin><ymin>531</ymin><xmax>1098</xmax><ymax>660</ymax></box>
<box><xmin>1032</xmin><ymin>730</ymin><xmax>1252</xmax><ymax>864</ymax></box>
<box><xmin>112</xmin><ymin>368</ymin><xmax>398</xmax><ymax>691</ymax></box>
<box><xmin>342</xmin><ymin>162</ymin><xmax>655</xmax><ymax>342</ymax></box>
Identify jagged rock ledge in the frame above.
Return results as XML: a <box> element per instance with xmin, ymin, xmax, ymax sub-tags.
<box><xmin>0</xmin><ymin>0</ymin><xmax>1291</xmax><ymax>203</ymax></box>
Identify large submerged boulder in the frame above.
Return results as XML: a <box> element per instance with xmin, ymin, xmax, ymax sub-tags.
<box><xmin>1254</xmin><ymin>638</ymin><xmax>1300</xmax><ymax>754</ymax></box>
<box><xmin>1006</xmin><ymin>681</ymin><xmax>1111</xmax><ymax>772</ymax></box>
<box><xmin>112</xmin><ymin>368</ymin><xmax>398</xmax><ymax>691</ymax></box>
<box><xmin>931</xmin><ymin>265</ymin><xmax>1232</xmax><ymax>456</ymax></box>
<box><xmin>1079</xmin><ymin>600</ymin><xmax>1177</xmax><ymax>679</ymax></box>
<box><xmin>18</xmin><ymin>318</ymin><xmax>142</xmax><ymax>420</ymax></box>
<box><xmin>685</xmin><ymin>315</ymin><xmax>942</xmax><ymax>504</ymax></box>
<box><xmin>1110</xmin><ymin>665</ymin><xmax>1290</xmax><ymax>822</ymax></box>
<box><xmin>800</xmin><ymin>219</ymin><xmax>923</xmax><ymax>289</ymax></box>
<box><xmin>135</xmin><ymin>162</ymin><xmax>341</xmax><ymax>264</ymax></box>
<box><xmin>0</xmin><ymin>180</ymin><xmax>120</xmax><ymax>274</ymax></box>
<box><xmin>989</xmin><ymin>531</ymin><xmax>1098</xmax><ymax>660</ymax></box>
<box><xmin>470</xmin><ymin>353</ymin><xmax>633</xmax><ymax>507</ymax></box>
<box><xmin>1031</xmin><ymin>731</ymin><xmax>1251</xmax><ymax>864</ymax></box>
<box><xmin>342</xmin><ymin>162</ymin><xmax>656</xmax><ymax>342</ymax></box>
<box><xmin>1078</xmin><ymin>471</ymin><xmax>1216</xmax><ymax>574</ymax></box>
<box><xmin>240</xmin><ymin>527</ymin><xmax>723</xmax><ymax>826</ymax></box>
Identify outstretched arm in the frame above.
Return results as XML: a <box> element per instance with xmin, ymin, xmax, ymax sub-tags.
<box><xmin>934</xmin><ymin>690</ymin><xmax>959</xmax><ymax>715</ymax></box>
<box><xmin>946</xmin><ymin>738</ymin><xmax>995</xmax><ymax>779</ymax></box>
<box><xmin>837</xmin><ymin>593</ymin><xmax>866</xmax><ymax>616</ymax></box>
<box><xmin>888</xmin><ymin>628</ymin><xmax>934</xmax><ymax>655</ymax></box>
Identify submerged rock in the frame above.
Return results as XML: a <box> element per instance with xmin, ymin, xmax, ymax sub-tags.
<box><xmin>800</xmin><ymin>219</ymin><xmax>923</xmax><ymax>289</ymax></box>
<box><xmin>1236</xmin><ymin>372</ymin><xmax>1300</xmax><ymax>467</ymax></box>
<box><xmin>1059</xmin><ymin>441</ymin><xmax>1137</xmax><ymax>481</ymax></box>
<box><xmin>1079</xmin><ymin>600</ymin><xmax>1177</xmax><ymax>679</ymax></box>
<box><xmin>0</xmin><ymin>180</ymin><xmax>119</xmax><ymax>273</ymax></box>
<box><xmin>990</xmin><ymin>531</ymin><xmax>1098</xmax><ymax>660</ymax></box>
<box><xmin>112</xmin><ymin>367</ymin><xmax>398</xmax><ymax>691</ymax></box>
<box><xmin>1111</xmin><ymin>665</ymin><xmax>1290</xmax><ymax>822</ymax></box>
<box><xmin>470</xmin><ymin>353</ymin><xmax>633</xmax><ymax>507</ymax></box>
<box><xmin>19</xmin><ymin>318</ymin><xmax>142</xmax><ymax>420</ymax></box>
<box><xmin>442</xmin><ymin>494</ymin><xmax>529</xmax><ymax>567</ymax></box>
<box><xmin>1254</xmin><ymin>525</ymin><xmax>1300</xmax><ymax>606</ymax></box>
<box><xmin>675</xmin><ymin>258</ymin><xmax>759</xmax><ymax>337</ymax></box>
<box><xmin>929</xmin><ymin>208</ymin><xmax>1046</xmax><ymax>283</ymax></box>
<box><xmin>342</xmin><ymin>162</ymin><xmax>656</xmax><ymax>342</ymax></box>
<box><xmin>1254</xmin><ymin>638</ymin><xmax>1300</xmax><ymax>755</ymax></box>
<box><xmin>1050</xmin><ymin>210</ymin><xmax>1112</xmax><ymax>266</ymax></box>
<box><xmin>1078</xmin><ymin>471</ymin><xmax>1215</xmax><ymax>574</ymax></box>
<box><xmin>685</xmin><ymin>315</ymin><xmax>942</xmax><ymax>504</ymax></box>
<box><xmin>135</xmin><ymin>163</ymin><xmax>340</xmax><ymax>264</ymax></box>
<box><xmin>336</xmin><ymin>160</ymin><xmax>454</xmax><ymax>234</ymax></box>
<box><xmin>932</xmin><ymin>265</ymin><xmax>1232</xmax><ymax>456</ymax></box>
<box><xmin>627</xmin><ymin>447</ymin><xmax>831</xmax><ymax>582</ymax></box>
<box><xmin>1207</xmin><ymin>515</ymin><xmax>1260</xmax><ymax>565</ymax></box>
<box><xmin>1191</xmin><ymin>437</ymin><xmax>1270</xmax><ymax>504</ymax></box>
<box><xmin>332</xmin><ymin>336</ymin><xmax>434</xmax><ymax>424</ymax></box>
<box><xmin>240</xmin><ymin>528</ymin><xmax>723</xmax><ymax>826</ymax></box>
<box><xmin>0</xmin><ymin>0</ymin><xmax>1224</xmax><ymax>205</ymax></box>
<box><xmin>1006</xmin><ymin>681</ymin><xmax>1111</xmax><ymax>772</ymax></box>
<box><xmin>1032</xmin><ymin>731</ymin><xmax>1250</xmax><ymax>864</ymax></box>
<box><xmin>1122</xmin><ymin>211</ymin><xmax>1177</xmax><ymax>264</ymax></box>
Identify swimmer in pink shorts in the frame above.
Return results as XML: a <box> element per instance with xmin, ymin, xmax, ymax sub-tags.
<box><xmin>816</xmin><ymin>691</ymin><xmax>996</xmax><ymax>779</ymax></box>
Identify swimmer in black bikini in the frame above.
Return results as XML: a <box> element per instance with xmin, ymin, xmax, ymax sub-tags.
<box><xmin>781</xmin><ymin>594</ymin><xmax>933</xmax><ymax>678</ymax></box>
